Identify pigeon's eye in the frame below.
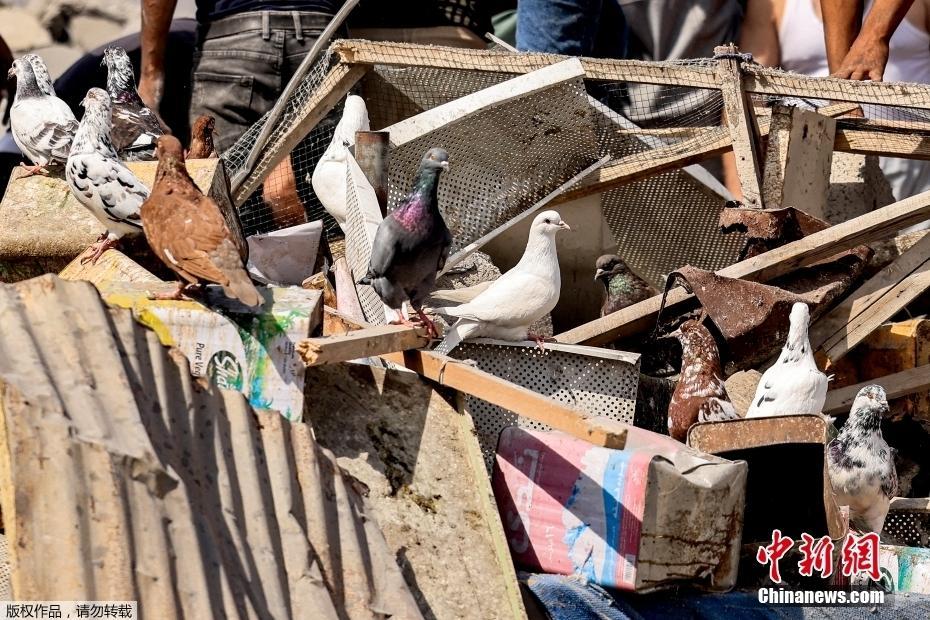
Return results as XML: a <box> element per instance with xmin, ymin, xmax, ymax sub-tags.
<box><xmin>544</xmin><ymin>218</ymin><xmax>550</xmax><ymax>224</ymax></box>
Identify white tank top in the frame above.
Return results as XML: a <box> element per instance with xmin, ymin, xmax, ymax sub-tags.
<box><xmin>779</xmin><ymin>0</ymin><xmax>930</xmax><ymax>84</ymax></box>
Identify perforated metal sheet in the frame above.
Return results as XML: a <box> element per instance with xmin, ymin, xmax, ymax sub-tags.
<box><xmin>0</xmin><ymin>534</ymin><xmax>9</xmax><ymax>600</ymax></box>
<box><xmin>884</xmin><ymin>507</ymin><xmax>930</xmax><ymax>547</ymax></box>
<box><xmin>450</xmin><ymin>339</ymin><xmax>640</xmax><ymax>472</ymax></box>
<box><xmin>384</xmin><ymin>77</ymin><xmax>607</xmax><ymax>252</ymax></box>
<box><xmin>344</xmin><ymin>156</ymin><xmax>388</xmax><ymax>325</ymax></box>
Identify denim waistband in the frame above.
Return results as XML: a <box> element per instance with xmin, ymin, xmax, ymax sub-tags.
<box><xmin>201</xmin><ymin>10</ymin><xmax>334</xmax><ymax>41</ymax></box>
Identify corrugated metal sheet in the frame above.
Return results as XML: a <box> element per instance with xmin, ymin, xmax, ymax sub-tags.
<box><xmin>0</xmin><ymin>275</ymin><xmax>422</xmax><ymax>619</ymax></box>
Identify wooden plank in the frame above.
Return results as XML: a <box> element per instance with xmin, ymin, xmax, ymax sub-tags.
<box><xmin>810</xmin><ymin>232</ymin><xmax>930</xmax><ymax>352</ymax></box>
<box><xmin>762</xmin><ymin>106</ymin><xmax>836</xmax><ymax>217</ymax></box>
<box><xmin>556</xmin><ymin>189</ymin><xmax>930</xmax><ymax>345</ymax></box>
<box><xmin>331</xmin><ymin>39</ymin><xmax>720</xmax><ymax>89</ymax></box>
<box><xmin>381</xmin><ymin>349</ymin><xmax>628</xmax><ymax>449</ymax></box>
<box><xmin>387</xmin><ymin>58</ymin><xmax>586</xmax><ymax>147</ymax></box>
<box><xmin>823</xmin><ymin>365</ymin><xmax>930</xmax><ymax>416</ymax></box>
<box><xmin>821</xmin><ymin>264</ymin><xmax>930</xmax><ymax>363</ymax></box>
<box><xmin>233</xmin><ymin>63</ymin><xmax>367</xmax><ymax>207</ymax></box>
<box><xmin>716</xmin><ymin>45</ymin><xmax>763</xmax><ymax>207</ymax></box>
<box><xmin>834</xmin><ymin>128</ymin><xmax>930</xmax><ymax>160</ymax></box>
<box><xmin>298</xmin><ymin>324</ymin><xmax>429</xmax><ymax>366</ymax></box>
<box><xmin>321</xmin><ymin>305</ymin><xmax>366</xmax><ymax>336</ymax></box>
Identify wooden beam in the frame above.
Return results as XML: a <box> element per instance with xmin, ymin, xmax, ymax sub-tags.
<box><xmin>331</xmin><ymin>39</ymin><xmax>720</xmax><ymax>89</ymax></box>
<box><xmin>387</xmin><ymin>59</ymin><xmax>586</xmax><ymax>147</ymax></box>
<box><xmin>762</xmin><ymin>106</ymin><xmax>836</xmax><ymax>218</ymax></box>
<box><xmin>834</xmin><ymin>128</ymin><xmax>930</xmax><ymax>160</ymax></box>
<box><xmin>381</xmin><ymin>349</ymin><xmax>628</xmax><ymax>449</ymax></box>
<box><xmin>823</xmin><ymin>365</ymin><xmax>930</xmax><ymax>416</ymax></box>
<box><xmin>716</xmin><ymin>45</ymin><xmax>763</xmax><ymax>207</ymax></box>
<box><xmin>233</xmin><ymin>62</ymin><xmax>367</xmax><ymax>206</ymax></box>
<box><xmin>556</xmin><ymin>189</ymin><xmax>930</xmax><ymax>345</ymax></box>
<box><xmin>298</xmin><ymin>324</ymin><xmax>429</xmax><ymax>366</ymax></box>
<box><xmin>810</xmin><ymin>232</ymin><xmax>930</xmax><ymax>354</ymax></box>
<box><xmin>322</xmin><ymin>305</ymin><xmax>366</xmax><ymax>336</ymax></box>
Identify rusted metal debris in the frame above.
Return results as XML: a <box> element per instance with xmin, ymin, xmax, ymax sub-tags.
<box><xmin>719</xmin><ymin>203</ymin><xmax>831</xmax><ymax>260</ymax></box>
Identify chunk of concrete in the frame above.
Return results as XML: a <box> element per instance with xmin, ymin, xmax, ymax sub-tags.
<box><xmin>0</xmin><ymin>7</ymin><xmax>52</xmax><ymax>51</ymax></box>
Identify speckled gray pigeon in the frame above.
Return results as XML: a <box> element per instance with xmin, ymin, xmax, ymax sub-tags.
<box><xmin>358</xmin><ymin>147</ymin><xmax>452</xmax><ymax>337</ymax></box>
<box><xmin>102</xmin><ymin>46</ymin><xmax>165</xmax><ymax>161</ymax></box>
<box><xmin>828</xmin><ymin>385</ymin><xmax>898</xmax><ymax>533</ymax></box>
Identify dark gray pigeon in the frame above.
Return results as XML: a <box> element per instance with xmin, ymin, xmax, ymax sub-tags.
<box><xmin>102</xmin><ymin>46</ymin><xmax>165</xmax><ymax>161</ymax></box>
<box><xmin>359</xmin><ymin>147</ymin><xmax>452</xmax><ymax>337</ymax></box>
<box><xmin>595</xmin><ymin>254</ymin><xmax>657</xmax><ymax>317</ymax></box>
<box><xmin>827</xmin><ymin>385</ymin><xmax>898</xmax><ymax>533</ymax></box>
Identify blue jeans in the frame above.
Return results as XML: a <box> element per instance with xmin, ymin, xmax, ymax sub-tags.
<box><xmin>516</xmin><ymin>0</ymin><xmax>627</xmax><ymax>58</ymax></box>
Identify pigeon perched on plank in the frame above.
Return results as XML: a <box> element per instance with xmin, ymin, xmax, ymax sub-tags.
<box><xmin>435</xmin><ymin>210</ymin><xmax>570</xmax><ymax>354</ymax></box>
<box><xmin>187</xmin><ymin>115</ymin><xmax>217</xmax><ymax>159</ymax></box>
<box><xmin>8</xmin><ymin>55</ymin><xmax>78</xmax><ymax>176</ymax></box>
<box><xmin>311</xmin><ymin>95</ymin><xmax>370</xmax><ymax>230</ymax></box>
<box><xmin>66</xmin><ymin>88</ymin><xmax>147</xmax><ymax>264</ymax></box>
<box><xmin>746</xmin><ymin>302</ymin><xmax>829</xmax><ymax>418</ymax></box>
<box><xmin>668</xmin><ymin>320</ymin><xmax>739</xmax><ymax>442</ymax></box>
<box><xmin>595</xmin><ymin>254</ymin><xmax>657</xmax><ymax>317</ymax></box>
<box><xmin>102</xmin><ymin>46</ymin><xmax>165</xmax><ymax>161</ymax></box>
<box><xmin>358</xmin><ymin>147</ymin><xmax>451</xmax><ymax>336</ymax></box>
<box><xmin>828</xmin><ymin>385</ymin><xmax>898</xmax><ymax>533</ymax></box>
<box><xmin>141</xmin><ymin>135</ymin><xmax>262</xmax><ymax>308</ymax></box>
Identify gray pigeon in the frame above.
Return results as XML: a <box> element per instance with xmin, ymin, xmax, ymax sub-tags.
<box><xmin>595</xmin><ymin>254</ymin><xmax>657</xmax><ymax>317</ymax></box>
<box><xmin>102</xmin><ymin>46</ymin><xmax>165</xmax><ymax>161</ymax></box>
<box><xmin>8</xmin><ymin>55</ymin><xmax>78</xmax><ymax>176</ymax></box>
<box><xmin>66</xmin><ymin>88</ymin><xmax>148</xmax><ymax>264</ymax></box>
<box><xmin>358</xmin><ymin>147</ymin><xmax>452</xmax><ymax>337</ymax></box>
<box><xmin>827</xmin><ymin>385</ymin><xmax>898</xmax><ymax>533</ymax></box>
<box><xmin>22</xmin><ymin>53</ymin><xmax>55</xmax><ymax>96</ymax></box>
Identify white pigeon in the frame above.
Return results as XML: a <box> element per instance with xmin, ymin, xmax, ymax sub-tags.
<box><xmin>828</xmin><ymin>385</ymin><xmax>898</xmax><ymax>533</ymax></box>
<box><xmin>22</xmin><ymin>53</ymin><xmax>56</xmax><ymax>96</ymax></box>
<box><xmin>8</xmin><ymin>55</ymin><xmax>78</xmax><ymax>176</ymax></box>
<box><xmin>310</xmin><ymin>95</ymin><xmax>370</xmax><ymax>230</ymax></box>
<box><xmin>66</xmin><ymin>88</ymin><xmax>148</xmax><ymax>264</ymax></box>
<box><xmin>435</xmin><ymin>210</ymin><xmax>570</xmax><ymax>354</ymax></box>
<box><xmin>745</xmin><ymin>302</ymin><xmax>829</xmax><ymax>418</ymax></box>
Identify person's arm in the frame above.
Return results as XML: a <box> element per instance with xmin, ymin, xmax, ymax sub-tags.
<box><xmin>723</xmin><ymin>0</ymin><xmax>780</xmax><ymax>199</ymax></box>
<box><xmin>824</xmin><ymin>0</ymin><xmax>913</xmax><ymax>80</ymax></box>
<box><xmin>139</xmin><ymin>0</ymin><xmax>178</xmax><ymax>111</ymax></box>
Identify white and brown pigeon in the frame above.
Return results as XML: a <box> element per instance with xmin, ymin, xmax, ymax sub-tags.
<box><xmin>746</xmin><ymin>302</ymin><xmax>829</xmax><ymax>418</ymax></box>
<box><xmin>141</xmin><ymin>135</ymin><xmax>262</xmax><ymax>308</ymax></box>
<box><xmin>101</xmin><ymin>46</ymin><xmax>165</xmax><ymax>161</ymax></box>
<box><xmin>828</xmin><ymin>385</ymin><xmax>898</xmax><ymax>533</ymax></box>
<box><xmin>8</xmin><ymin>55</ymin><xmax>77</xmax><ymax>176</ymax></box>
<box><xmin>668</xmin><ymin>320</ymin><xmax>740</xmax><ymax>442</ymax></box>
<box><xmin>310</xmin><ymin>94</ymin><xmax>370</xmax><ymax>231</ymax></box>
<box><xmin>66</xmin><ymin>88</ymin><xmax>148</xmax><ymax>264</ymax></box>
<box><xmin>358</xmin><ymin>147</ymin><xmax>451</xmax><ymax>337</ymax></box>
<box><xmin>435</xmin><ymin>210</ymin><xmax>570</xmax><ymax>354</ymax></box>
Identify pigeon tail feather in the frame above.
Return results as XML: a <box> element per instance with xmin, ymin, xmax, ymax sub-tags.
<box><xmin>223</xmin><ymin>268</ymin><xmax>263</xmax><ymax>308</ymax></box>
<box><xmin>435</xmin><ymin>319</ymin><xmax>478</xmax><ymax>355</ymax></box>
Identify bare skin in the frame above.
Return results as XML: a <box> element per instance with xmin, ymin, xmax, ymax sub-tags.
<box><xmin>138</xmin><ymin>0</ymin><xmax>177</xmax><ymax>112</ymax></box>
<box><xmin>823</xmin><ymin>0</ymin><xmax>915</xmax><ymax>79</ymax></box>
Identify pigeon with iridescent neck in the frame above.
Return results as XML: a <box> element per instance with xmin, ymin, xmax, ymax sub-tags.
<box><xmin>359</xmin><ymin>147</ymin><xmax>452</xmax><ymax>337</ymax></box>
<box><xmin>102</xmin><ymin>46</ymin><xmax>165</xmax><ymax>161</ymax></box>
<box><xmin>66</xmin><ymin>88</ymin><xmax>147</xmax><ymax>264</ymax></box>
<box><xmin>595</xmin><ymin>254</ymin><xmax>657</xmax><ymax>317</ymax></box>
<box><xmin>8</xmin><ymin>55</ymin><xmax>77</xmax><ymax>176</ymax></box>
<box><xmin>828</xmin><ymin>385</ymin><xmax>898</xmax><ymax>533</ymax></box>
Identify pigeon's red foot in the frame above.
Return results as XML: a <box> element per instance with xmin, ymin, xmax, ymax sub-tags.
<box><xmin>389</xmin><ymin>315</ymin><xmax>438</xmax><ymax>339</ymax></box>
<box><xmin>527</xmin><ymin>332</ymin><xmax>555</xmax><ymax>351</ymax></box>
<box><xmin>413</xmin><ymin>307</ymin><xmax>440</xmax><ymax>339</ymax></box>
<box><xmin>80</xmin><ymin>237</ymin><xmax>120</xmax><ymax>265</ymax></box>
<box><xmin>18</xmin><ymin>162</ymin><xmax>49</xmax><ymax>178</ymax></box>
<box><xmin>146</xmin><ymin>282</ymin><xmax>202</xmax><ymax>301</ymax></box>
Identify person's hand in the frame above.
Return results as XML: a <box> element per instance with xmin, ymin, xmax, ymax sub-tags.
<box><xmin>831</xmin><ymin>35</ymin><xmax>890</xmax><ymax>80</ymax></box>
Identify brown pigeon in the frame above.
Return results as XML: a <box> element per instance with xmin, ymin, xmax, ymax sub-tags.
<box><xmin>667</xmin><ymin>320</ymin><xmax>739</xmax><ymax>442</ymax></box>
<box><xmin>140</xmin><ymin>135</ymin><xmax>261</xmax><ymax>307</ymax></box>
<box><xmin>188</xmin><ymin>115</ymin><xmax>217</xmax><ymax>159</ymax></box>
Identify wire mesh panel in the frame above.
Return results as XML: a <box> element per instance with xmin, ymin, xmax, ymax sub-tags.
<box><xmin>450</xmin><ymin>340</ymin><xmax>640</xmax><ymax>473</ymax></box>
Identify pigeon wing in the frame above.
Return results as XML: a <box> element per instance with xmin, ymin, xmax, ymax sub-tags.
<box><xmin>444</xmin><ymin>269</ymin><xmax>550</xmax><ymax>326</ymax></box>
<box><xmin>12</xmin><ymin>97</ymin><xmax>77</xmax><ymax>162</ymax></box>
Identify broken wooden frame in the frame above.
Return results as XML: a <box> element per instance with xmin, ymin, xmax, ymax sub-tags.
<box><xmin>233</xmin><ymin>39</ymin><xmax>930</xmax><ymax>209</ymax></box>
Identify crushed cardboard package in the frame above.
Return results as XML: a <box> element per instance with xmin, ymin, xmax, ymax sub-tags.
<box><xmin>493</xmin><ymin>425</ymin><xmax>747</xmax><ymax>592</ymax></box>
<box><xmin>60</xmin><ymin>251</ymin><xmax>321</xmax><ymax>421</ymax></box>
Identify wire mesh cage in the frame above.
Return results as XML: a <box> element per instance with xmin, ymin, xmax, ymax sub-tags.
<box><xmin>449</xmin><ymin>340</ymin><xmax>640</xmax><ymax>472</ymax></box>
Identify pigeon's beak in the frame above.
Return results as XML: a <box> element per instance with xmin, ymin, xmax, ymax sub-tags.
<box><xmin>440</xmin><ymin>161</ymin><xmax>449</xmax><ymax>170</ymax></box>
<box><xmin>558</xmin><ymin>221</ymin><xmax>571</xmax><ymax>231</ymax></box>
<box><xmin>6</xmin><ymin>67</ymin><xmax>14</xmax><ymax>80</ymax></box>
<box><xmin>594</xmin><ymin>268</ymin><xmax>606</xmax><ymax>281</ymax></box>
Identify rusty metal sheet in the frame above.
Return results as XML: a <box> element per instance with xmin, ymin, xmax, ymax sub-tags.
<box><xmin>719</xmin><ymin>204</ymin><xmax>831</xmax><ymax>260</ymax></box>
<box><xmin>0</xmin><ymin>275</ymin><xmax>423</xmax><ymax>619</ymax></box>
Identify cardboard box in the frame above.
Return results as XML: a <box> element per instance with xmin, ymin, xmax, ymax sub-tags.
<box><xmin>493</xmin><ymin>426</ymin><xmax>747</xmax><ymax>592</ymax></box>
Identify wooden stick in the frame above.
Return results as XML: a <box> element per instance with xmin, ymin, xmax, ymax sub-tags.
<box><xmin>810</xmin><ymin>232</ymin><xmax>930</xmax><ymax>353</ymax></box>
<box><xmin>716</xmin><ymin>45</ymin><xmax>763</xmax><ymax>207</ymax></box>
<box><xmin>322</xmin><ymin>305</ymin><xmax>366</xmax><ymax>336</ymax></box>
<box><xmin>557</xmin><ymin>188</ymin><xmax>930</xmax><ymax>345</ymax></box>
<box><xmin>381</xmin><ymin>349</ymin><xmax>628</xmax><ymax>449</ymax></box>
<box><xmin>298</xmin><ymin>324</ymin><xmax>429</xmax><ymax>366</ymax></box>
<box><xmin>823</xmin><ymin>365</ymin><xmax>930</xmax><ymax>416</ymax></box>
